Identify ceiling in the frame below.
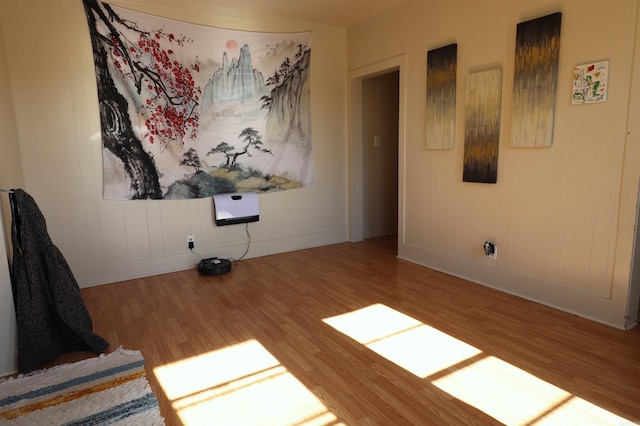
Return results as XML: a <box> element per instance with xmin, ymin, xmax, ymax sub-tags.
<box><xmin>205</xmin><ymin>0</ymin><xmax>428</xmax><ymax>28</ymax></box>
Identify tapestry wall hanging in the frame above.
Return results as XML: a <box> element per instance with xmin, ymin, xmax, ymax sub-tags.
<box><xmin>510</xmin><ymin>12</ymin><xmax>562</xmax><ymax>148</ymax></box>
<box><xmin>425</xmin><ymin>43</ymin><xmax>457</xmax><ymax>150</ymax></box>
<box><xmin>463</xmin><ymin>69</ymin><xmax>502</xmax><ymax>184</ymax></box>
<box><xmin>82</xmin><ymin>0</ymin><xmax>313</xmax><ymax>200</ymax></box>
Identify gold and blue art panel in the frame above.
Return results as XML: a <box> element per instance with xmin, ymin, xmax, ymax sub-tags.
<box><xmin>510</xmin><ymin>12</ymin><xmax>562</xmax><ymax>148</ymax></box>
<box><xmin>463</xmin><ymin>69</ymin><xmax>503</xmax><ymax>184</ymax></box>
<box><xmin>426</xmin><ymin>43</ymin><xmax>457</xmax><ymax>150</ymax></box>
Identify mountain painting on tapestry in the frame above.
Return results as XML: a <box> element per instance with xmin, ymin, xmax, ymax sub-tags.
<box><xmin>463</xmin><ymin>69</ymin><xmax>502</xmax><ymax>184</ymax></box>
<box><xmin>82</xmin><ymin>0</ymin><xmax>312</xmax><ymax>200</ymax></box>
<box><xmin>426</xmin><ymin>44</ymin><xmax>457</xmax><ymax>150</ymax></box>
<box><xmin>510</xmin><ymin>12</ymin><xmax>562</xmax><ymax>148</ymax></box>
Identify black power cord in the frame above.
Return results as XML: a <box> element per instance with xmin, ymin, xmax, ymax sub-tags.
<box><xmin>228</xmin><ymin>222</ymin><xmax>251</xmax><ymax>263</ymax></box>
<box><xmin>190</xmin><ymin>222</ymin><xmax>252</xmax><ymax>264</ymax></box>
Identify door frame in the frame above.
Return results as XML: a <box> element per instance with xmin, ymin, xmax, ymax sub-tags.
<box><xmin>625</xmin><ymin>179</ymin><xmax>640</xmax><ymax>328</ymax></box>
<box><xmin>347</xmin><ymin>55</ymin><xmax>407</xmax><ymax>256</ymax></box>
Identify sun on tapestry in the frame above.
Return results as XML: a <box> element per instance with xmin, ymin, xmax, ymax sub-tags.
<box><xmin>82</xmin><ymin>0</ymin><xmax>313</xmax><ymax>200</ymax></box>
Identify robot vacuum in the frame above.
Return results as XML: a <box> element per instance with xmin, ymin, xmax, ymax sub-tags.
<box><xmin>197</xmin><ymin>257</ymin><xmax>232</xmax><ymax>276</ymax></box>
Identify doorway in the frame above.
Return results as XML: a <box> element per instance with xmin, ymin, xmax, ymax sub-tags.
<box><xmin>626</xmin><ymin>180</ymin><xmax>640</xmax><ymax>329</ymax></box>
<box><xmin>347</xmin><ymin>54</ymin><xmax>406</xmax><ymax>257</ymax></box>
<box><xmin>362</xmin><ymin>72</ymin><xmax>399</xmax><ymax>242</ymax></box>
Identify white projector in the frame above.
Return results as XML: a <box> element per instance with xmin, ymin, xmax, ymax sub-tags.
<box><xmin>212</xmin><ymin>192</ymin><xmax>259</xmax><ymax>226</ymax></box>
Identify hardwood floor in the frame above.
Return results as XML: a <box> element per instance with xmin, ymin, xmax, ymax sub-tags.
<box><xmin>74</xmin><ymin>236</ymin><xmax>640</xmax><ymax>425</ymax></box>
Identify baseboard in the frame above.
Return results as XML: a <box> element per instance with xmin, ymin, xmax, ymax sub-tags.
<box><xmin>74</xmin><ymin>228</ymin><xmax>349</xmax><ymax>288</ymax></box>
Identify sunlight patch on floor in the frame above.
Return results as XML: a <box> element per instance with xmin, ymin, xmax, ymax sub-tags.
<box><xmin>153</xmin><ymin>339</ymin><xmax>339</xmax><ymax>425</ymax></box>
<box><xmin>323</xmin><ymin>303</ymin><xmax>482</xmax><ymax>377</ymax></box>
<box><xmin>323</xmin><ymin>303</ymin><xmax>631</xmax><ymax>425</ymax></box>
<box><xmin>434</xmin><ymin>355</ymin><xmax>630</xmax><ymax>425</ymax></box>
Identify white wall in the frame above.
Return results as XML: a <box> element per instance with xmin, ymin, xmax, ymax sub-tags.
<box><xmin>0</xmin><ymin>0</ymin><xmax>349</xmax><ymax>288</ymax></box>
<box><xmin>0</xmin><ymin>14</ymin><xmax>19</xmax><ymax>375</ymax></box>
<box><xmin>0</xmin><ymin>218</ymin><xmax>17</xmax><ymax>376</ymax></box>
<box><xmin>3</xmin><ymin>0</ymin><xmax>640</xmax><ymax>333</ymax></box>
<box><xmin>349</xmin><ymin>0</ymin><xmax>640</xmax><ymax>328</ymax></box>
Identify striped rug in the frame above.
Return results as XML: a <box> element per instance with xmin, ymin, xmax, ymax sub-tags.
<box><xmin>0</xmin><ymin>348</ymin><xmax>164</xmax><ymax>425</ymax></box>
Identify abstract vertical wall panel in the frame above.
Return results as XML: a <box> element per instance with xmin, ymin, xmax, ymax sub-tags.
<box><xmin>463</xmin><ymin>69</ymin><xmax>503</xmax><ymax>183</ymax></box>
<box><xmin>426</xmin><ymin>43</ymin><xmax>457</xmax><ymax>150</ymax></box>
<box><xmin>510</xmin><ymin>13</ymin><xmax>562</xmax><ymax>148</ymax></box>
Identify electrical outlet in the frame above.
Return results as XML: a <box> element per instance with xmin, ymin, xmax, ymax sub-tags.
<box><xmin>187</xmin><ymin>235</ymin><xmax>194</xmax><ymax>250</ymax></box>
<box><xmin>489</xmin><ymin>246</ymin><xmax>497</xmax><ymax>260</ymax></box>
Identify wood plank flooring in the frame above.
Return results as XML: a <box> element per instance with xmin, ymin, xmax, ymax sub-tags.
<box><xmin>72</xmin><ymin>236</ymin><xmax>640</xmax><ymax>425</ymax></box>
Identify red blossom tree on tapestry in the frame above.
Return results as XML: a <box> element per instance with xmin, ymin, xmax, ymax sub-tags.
<box><xmin>109</xmin><ymin>26</ymin><xmax>201</xmax><ymax>146</ymax></box>
<box><xmin>82</xmin><ymin>0</ymin><xmax>201</xmax><ymax>198</ymax></box>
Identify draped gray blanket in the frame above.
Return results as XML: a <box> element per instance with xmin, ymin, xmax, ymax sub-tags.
<box><xmin>9</xmin><ymin>189</ymin><xmax>109</xmax><ymax>373</ymax></box>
